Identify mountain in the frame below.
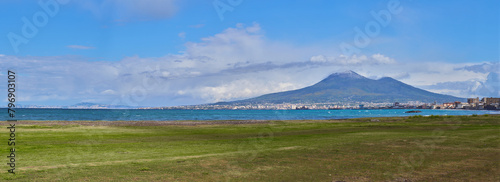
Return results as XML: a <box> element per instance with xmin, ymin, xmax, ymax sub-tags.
<box><xmin>216</xmin><ymin>71</ymin><xmax>464</xmax><ymax>105</ymax></box>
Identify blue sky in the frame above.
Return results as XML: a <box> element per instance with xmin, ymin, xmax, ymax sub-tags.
<box><xmin>0</xmin><ymin>0</ymin><xmax>499</xmax><ymax>106</ymax></box>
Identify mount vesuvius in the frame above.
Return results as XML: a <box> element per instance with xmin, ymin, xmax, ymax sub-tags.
<box><xmin>215</xmin><ymin>71</ymin><xmax>464</xmax><ymax>105</ymax></box>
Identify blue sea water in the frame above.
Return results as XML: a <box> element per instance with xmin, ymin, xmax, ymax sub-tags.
<box><xmin>3</xmin><ymin>108</ymin><xmax>498</xmax><ymax>121</ymax></box>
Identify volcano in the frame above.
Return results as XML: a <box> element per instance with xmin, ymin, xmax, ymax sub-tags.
<box><xmin>215</xmin><ymin>71</ymin><xmax>464</xmax><ymax>105</ymax></box>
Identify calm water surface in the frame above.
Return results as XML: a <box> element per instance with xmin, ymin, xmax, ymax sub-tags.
<box><xmin>4</xmin><ymin>108</ymin><xmax>498</xmax><ymax>121</ymax></box>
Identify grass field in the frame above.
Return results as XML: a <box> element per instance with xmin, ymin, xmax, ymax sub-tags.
<box><xmin>1</xmin><ymin>114</ymin><xmax>499</xmax><ymax>181</ymax></box>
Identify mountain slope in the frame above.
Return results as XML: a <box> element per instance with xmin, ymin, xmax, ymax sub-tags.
<box><xmin>217</xmin><ymin>71</ymin><xmax>464</xmax><ymax>105</ymax></box>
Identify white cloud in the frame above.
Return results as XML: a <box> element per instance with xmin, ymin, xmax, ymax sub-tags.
<box><xmin>310</xmin><ymin>55</ymin><xmax>327</xmax><ymax>63</ymax></box>
<box><xmin>197</xmin><ymin>79</ymin><xmax>299</xmax><ymax>102</ymax></box>
<box><xmin>371</xmin><ymin>54</ymin><xmax>396</xmax><ymax>64</ymax></box>
<box><xmin>101</xmin><ymin>89</ymin><xmax>116</xmax><ymax>95</ymax></box>
<box><xmin>184</xmin><ymin>23</ymin><xmax>312</xmax><ymax>68</ymax></box>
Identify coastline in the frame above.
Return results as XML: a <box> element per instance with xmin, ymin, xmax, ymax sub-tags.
<box><xmin>3</xmin><ymin>114</ymin><xmax>498</xmax><ymax>126</ymax></box>
<box><xmin>3</xmin><ymin>108</ymin><xmax>497</xmax><ymax>121</ymax></box>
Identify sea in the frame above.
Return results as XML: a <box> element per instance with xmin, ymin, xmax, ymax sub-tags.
<box><xmin>4</xmin><ymin>108</ymin><xmax>498</xmax><ymax>121</ymax></box>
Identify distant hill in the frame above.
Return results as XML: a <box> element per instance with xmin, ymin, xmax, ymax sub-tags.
<box><xmin>216</xmin><ymin>71</ymin><xmax>464</xmax><ymax>105</ymax></box>
<box><xmin>69</xmin><ymin>102</ymin><xmax>136</xmax><ymax>109</ymax></box>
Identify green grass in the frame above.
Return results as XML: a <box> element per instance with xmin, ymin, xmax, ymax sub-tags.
<box><xmin>1</xmin><ymin>115</ymin><xmax>499</xmax><ymax>181</ymax></box>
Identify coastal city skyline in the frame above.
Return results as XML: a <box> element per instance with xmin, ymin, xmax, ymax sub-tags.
<box><xmin>1</xmin><ymin>0</ymin><xmax>499</xmax><ymax>107</ymax></box>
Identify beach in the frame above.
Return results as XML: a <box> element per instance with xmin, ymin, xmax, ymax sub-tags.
<box><xmin>1</xmin><ymin>115</ymin><xmax>499</xmax><ymax>181</ymax></box>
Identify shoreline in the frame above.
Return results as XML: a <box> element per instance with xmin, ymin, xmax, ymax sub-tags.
<box><xmin>2</xmin><ymin>114</ymin><xmax>498</xmax><ymax>126</ymax></box>
<box><xmin>3</xmin><ymin>108</ymin><xmax>498</xmax><ymax>122</ymax></box>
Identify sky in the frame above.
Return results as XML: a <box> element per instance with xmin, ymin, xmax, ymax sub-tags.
<box><xmin>0</xmin><ymin>0</ymin><xmax>498</xmax><ymax>107</ymax></box>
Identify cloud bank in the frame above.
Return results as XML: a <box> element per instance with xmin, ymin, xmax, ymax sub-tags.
<box><xmin>0</xmin><ymin>23</ymin><xmax>497</xmax><ymax>106</ymax></box>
